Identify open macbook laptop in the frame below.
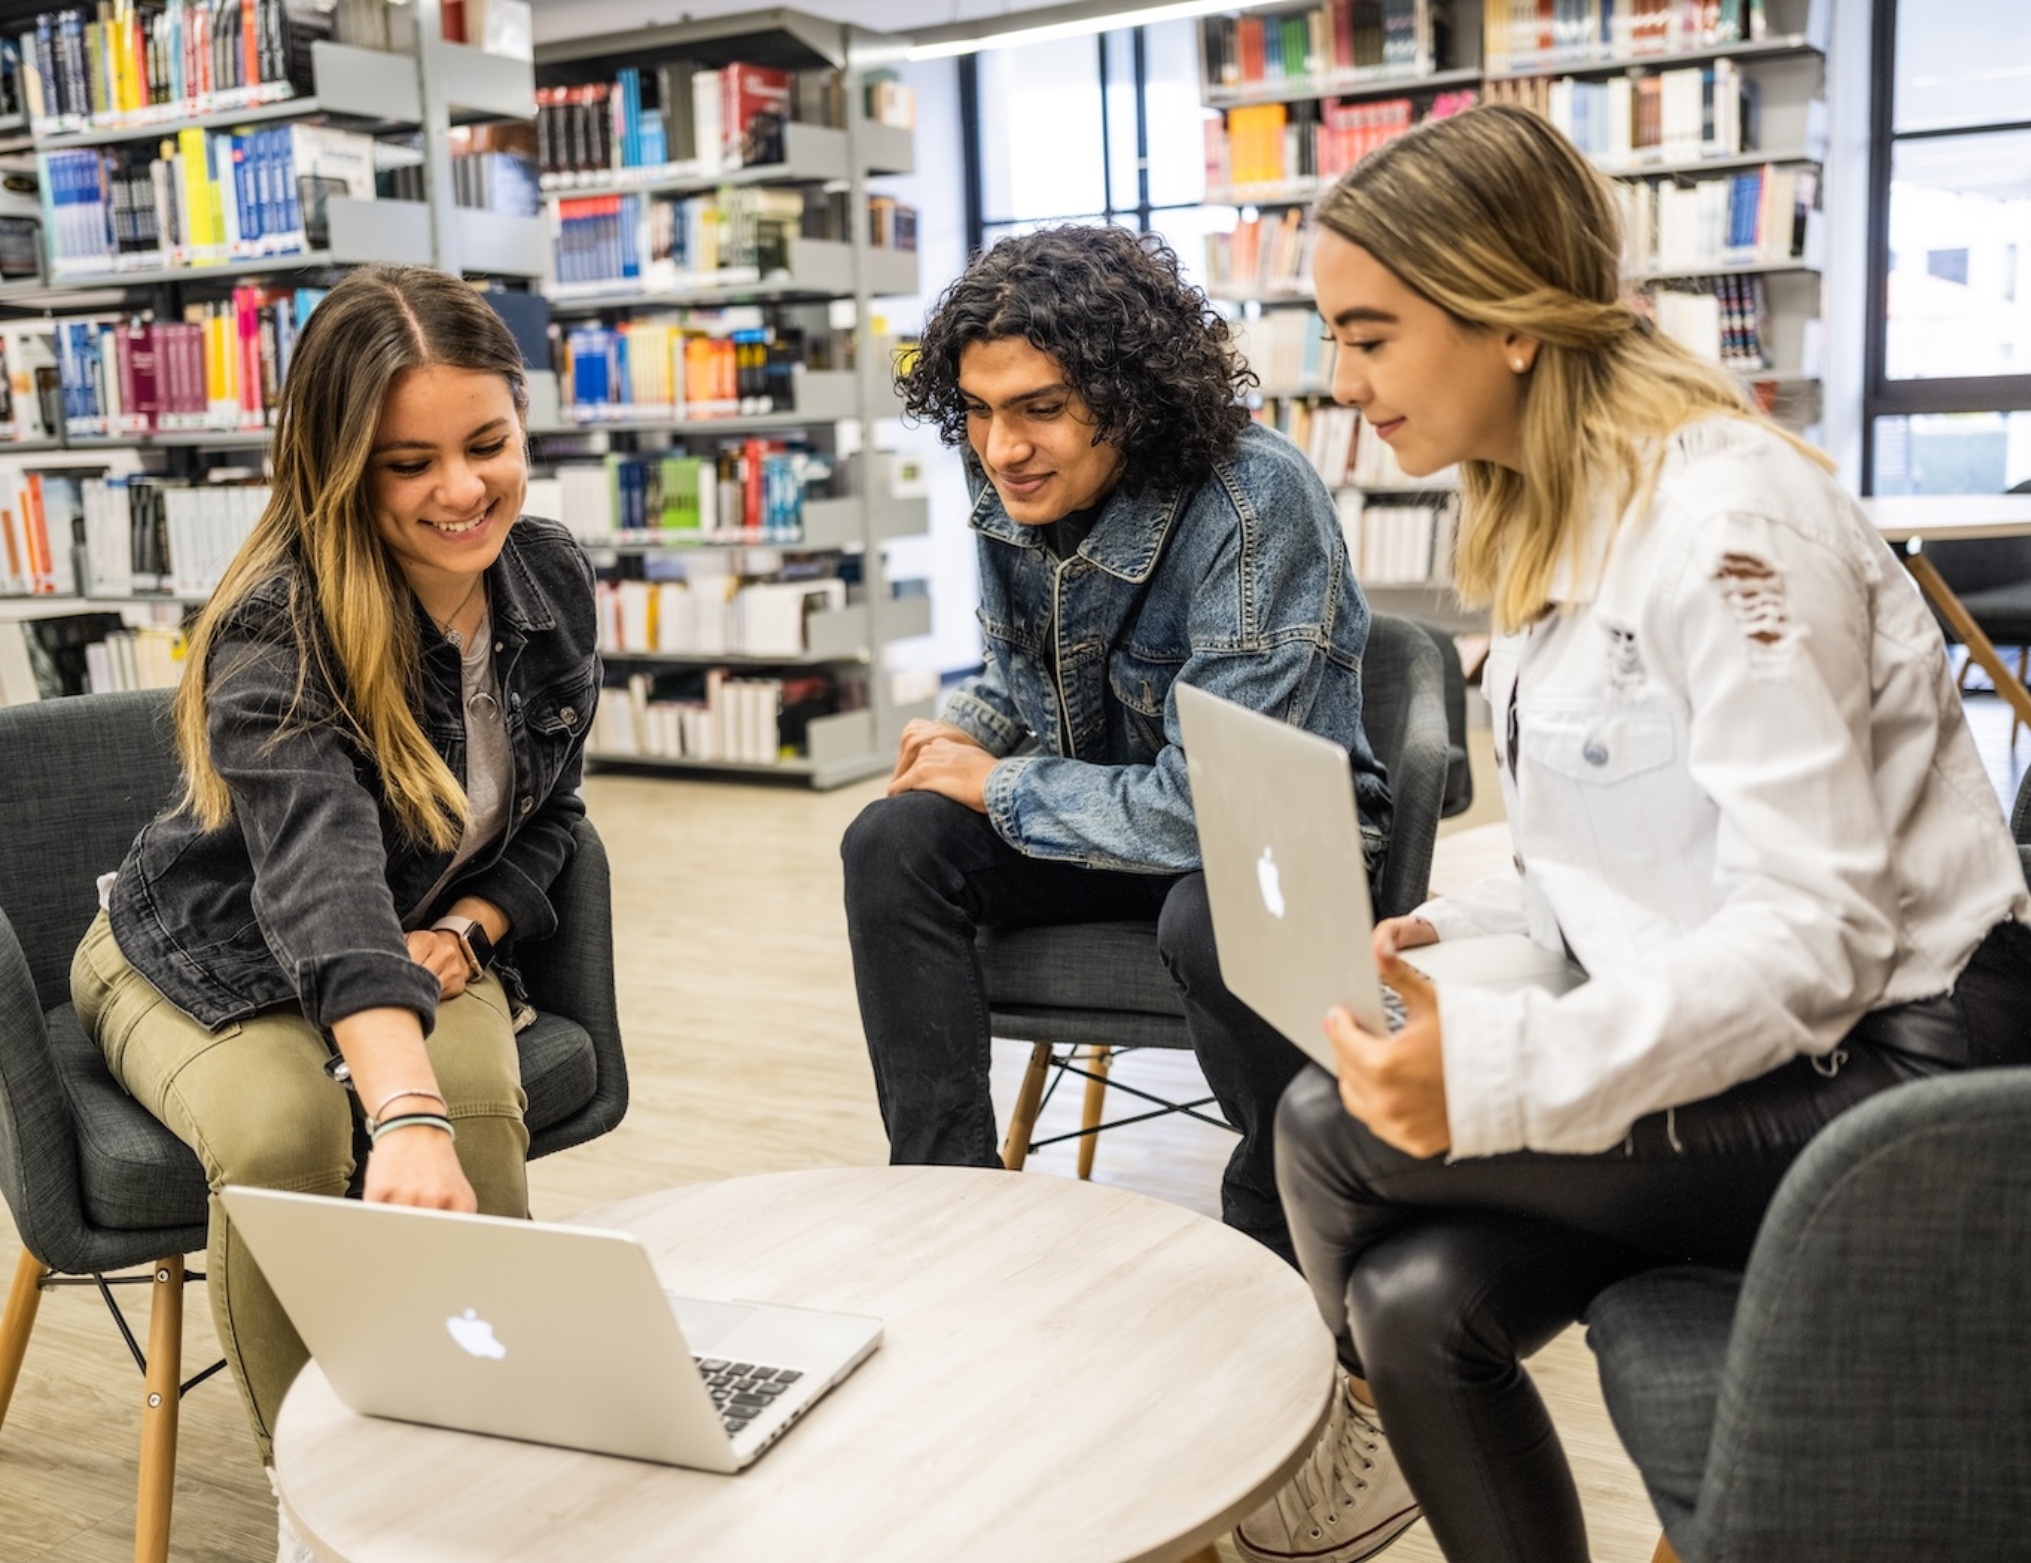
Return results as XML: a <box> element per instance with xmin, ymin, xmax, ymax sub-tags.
<box><xmin>1175</xmin><ymin>682</ymin><xmax>1583</xmax><ymax>1069</ymax></box>
<box><xmin>221</xmin><ymin>1186</ymin><xmax>881</xmax><ymax>1472</ymax></box>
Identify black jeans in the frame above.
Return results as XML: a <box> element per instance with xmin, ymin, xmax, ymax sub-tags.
<box><xmin>841</xmin><ymin>791</ymin><xmax>1314</xmax><ymax>1263</ymax></box>
<box><xmin>1274</xmin><ymin>918</ymin><xmax>2031</xmax><ymax>1563</ymax></box>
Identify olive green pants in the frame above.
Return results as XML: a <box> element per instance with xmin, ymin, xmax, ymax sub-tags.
<box><xmin>71</xmin><ymin>911</ymin><xmax>529</xmax><ymax>1462</ymax></box>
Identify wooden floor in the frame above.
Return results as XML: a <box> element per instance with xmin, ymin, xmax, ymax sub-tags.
<box><xmin>5</xmin><ymin>708</ymin><xmax>2022</xmax><ymax>1562</ymax></box>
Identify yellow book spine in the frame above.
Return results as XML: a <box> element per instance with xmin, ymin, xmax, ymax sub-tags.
<box><xmin>177</xmin><ymin>127</ymin><xmax>215</xmax><ymax>250</ymax></box>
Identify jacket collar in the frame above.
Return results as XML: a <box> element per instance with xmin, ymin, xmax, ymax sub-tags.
<box><xmin>486</xmin><ymin>519</ymin><xmax>556</xmax><ymax>637</ymax></box>
<box><xmin>968</xmin><ymin>475</ymin><xmax>1184</xmax><ymax>584</ymax></box>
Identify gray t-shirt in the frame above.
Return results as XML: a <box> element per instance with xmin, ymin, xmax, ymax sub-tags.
<box><xmin>407</xmin><ymin>608</ymin><xmax>513</xmax><ymax>928</ymax></box>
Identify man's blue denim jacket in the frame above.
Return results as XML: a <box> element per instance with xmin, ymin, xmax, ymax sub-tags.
<box><xmin>945</xmin><ymin>421</ymin><xmax>1393</xmax><ymax>873</ymax></box>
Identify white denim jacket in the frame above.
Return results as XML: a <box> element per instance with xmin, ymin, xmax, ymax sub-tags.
<box><xmin>1421</xmin><ymin>418</ymin><xmax>2031</xmax><ymax>1159</ymax></box>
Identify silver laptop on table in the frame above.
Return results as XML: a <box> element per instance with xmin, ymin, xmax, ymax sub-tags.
<box><xmin>1174</xmin><ymin>682</ymin><xmax>1583</xmax><ymax>1069</ymax></box>
<box><xmin>221</xmin><ymin>1186</ymin><xmax>881</xmax><ymax>1473</ymax></box>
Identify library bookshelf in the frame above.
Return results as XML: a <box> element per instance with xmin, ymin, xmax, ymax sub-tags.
<box><xmin>528</xmin><ymin>8</ymin><xmax>930</xmax><ymax>788</ymax></box>
<box><xmin>0</xmin><ymin>0</ymin><xmax>548</xmax><ymax>700</ymax></box>
<box><xmin>1198</xmin><ymin>0</ymin><xmax>1833</xmax><ymax>623</ymax></box>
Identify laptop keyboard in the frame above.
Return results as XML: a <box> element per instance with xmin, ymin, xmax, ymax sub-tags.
<box><xmin>694</xmin><ymin>1357</ymin><xmax>803</xmax><ymax>1438</ymax></box>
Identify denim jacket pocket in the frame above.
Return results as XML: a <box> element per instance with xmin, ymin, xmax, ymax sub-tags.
<box><xmin>1522</xmin><ymin>710</ymin><xmax>1677</xmax><ymax>856</ymax></box>
<box><xmin>1106</xmin><ymin>646</ymin><xmax>1182</xmax><ymax>758</ymax></box>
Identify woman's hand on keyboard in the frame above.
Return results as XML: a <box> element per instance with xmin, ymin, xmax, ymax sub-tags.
<box><xmin>1328</xmin><ymin>955</ymin><xmax>1449</xmax><ymax>1159</ymax></box>
<box><xmin>1374</xmin><ymin>915</ymin><xmax>1438</xmax><ymax>963</ymax></box>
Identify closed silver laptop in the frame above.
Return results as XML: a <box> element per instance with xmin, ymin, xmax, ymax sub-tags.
<box><xmin>221</xmin><ymin>1186</ymin><xmax>881</xmax><ymax>1473</ymax></box>
<box><xmin>1175</xmin><ymin>682</ymin><xmax>1581</xmax><ymax>1071</ymax></box>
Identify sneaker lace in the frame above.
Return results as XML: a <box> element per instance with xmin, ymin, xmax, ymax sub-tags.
<box><xmin>1282</xmin><ymin>1388</ymin><xmax>1383</xmax><ymax>1535</ymax></box>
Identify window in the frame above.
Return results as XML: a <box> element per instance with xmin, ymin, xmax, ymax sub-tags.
<box><xmin>1863</xmin><ymin>0</ymin><xmax>2031</xmax><ymax>493</ymax></box>
<box><xmin>963</xmin><ymin>21</ymin><xmax>1234</xmax><ymax>289</ymax></box>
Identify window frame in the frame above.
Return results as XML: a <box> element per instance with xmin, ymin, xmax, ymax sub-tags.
<box><xmin>1861</xmin><ymin>0</ymin><xmax>2031</xmax><ymax>492</ymax></box>
<box><xmin>960</xmin><ymin>26</ymin><xmax>1211</xmax><ymax>258</ymax></box>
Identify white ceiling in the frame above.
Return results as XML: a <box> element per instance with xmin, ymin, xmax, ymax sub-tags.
<box><xmin>531</xmin><ymin>0</ymin><xmax>1076</xmax><ymax>46</ymax></box>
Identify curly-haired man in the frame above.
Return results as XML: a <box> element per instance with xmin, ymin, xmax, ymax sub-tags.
<box><xmin>841</xmin><ymin>224</ymin><xmax>1392</xmax><ymax>1263</ymax></box>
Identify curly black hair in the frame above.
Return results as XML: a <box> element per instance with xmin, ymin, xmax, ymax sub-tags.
<box><xmin>896</xmin><ymin>225</ymin><xmax>1256</xmax><ymax>498</ymax></box>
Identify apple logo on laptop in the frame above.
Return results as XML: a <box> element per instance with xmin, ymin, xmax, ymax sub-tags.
<box><xmin>446</xmin><ymin>1308</ymin><xmax>507</xmax><ymax>1361</ymax></box>
<box><xmin>1257</xmin><ymin>846</ymin><xmax>1286</xmax><ymax>919</ymax></box>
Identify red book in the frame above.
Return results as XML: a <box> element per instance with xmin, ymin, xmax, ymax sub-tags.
<box><xmin>719</xmin><ymin>63</ymin><xmax>790</xmax><ymax>166</ymax></box>
<box><xmin>126</xmin><ymin>322</ymin><xmax>159</xmax><ymax>426</ymax></box>
<box><xmin>441</xmin><ymin>0</ymin><xmax>466</xmax><ymax>43</ymax></box>
<box><xmin>742</xmin><ymin>437</ymin><xmax>765</xmax><ymax>536</ymax></box>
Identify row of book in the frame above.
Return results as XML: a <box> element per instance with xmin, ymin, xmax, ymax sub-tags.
<box><xmin>1205</xmin><ymin>209</ymin><xmax>1318</xmax><ymax>298</ymax></box>
<box><xmin>555</xmin><ymin>445</ymin><xmax>818</xmax><ymax>542</ymax></box>
<box><xmin>1484</xmin><ymin>61</ymin><xmax>1766</xmax><ymax>164</ymax></box>
<box><xmin>591</xmin><ymin>667</ymin><xmax>852</xmax><ymax>767</ymax></box>
<box><xmin>1201</xmin><ymin>1</ymin><xmax>1434</xmax><ymax>89</ymax></box>
<box><xmin>596</xmin><ymin>571</ymin><xmax>848</xmax><ymax>659</ymax></box>
<box><xmin>1652</xmin><ymin>273</ymin><xmax>1773</xmax><ymax>370</ymax></box>
<box><xmin>1483</xmin><ymin>0</ymin><xmax>1776</xmax><ymax>75</ymax></box>
<box><xmin>444</xmin><ymin>124</ymin><xmax>540</xmax><ymax>217</ymax></box>
<box><xmin>547</xmin><ymin>186</ymin><xmax>912</xmax><ymax>295</ymax></box>
<box><xmin>0</xmin><ymin>290</ymin><xmax>321</xmax><ymax>441</ymax></box>
<box><xmin>82</xmin><ymin>475</ymin><xmax>265</xmax><ymax>597</ymax></box>
<box><xmin>535</xmin><ymin>63</ymin><xmax>848</xmax><ymax>186</ymax></box>
<box><xmin>559</xmin><ymin>319</ymin><xmax>801</xmax><ymax>421</ymax></box>
<box><xmin>1257</xmin><ymin>399</ymin><xmax>1444</xmax><ymax>493</ymax></box>
<box><xmin>1233</xmin><ymin>313</ymin><xmax>1334</xmax><ymax>397</ymax></box>
<box><xmin>0</xmin><ymin>612</ymin><xmax>183</xmax><ymax>705</ymax></box>
<box><xmin>1207</xmin><ymin>89</ymin><xmax>1477</xmax><ymax>193</ymax></box>
<box><xmin>1335</xmin><ymin>491</ymin><xmax>1460</xmax><ymax>586</ymax></box>
<box><xmin>1618</xmin><ymin>163</ymin><xmax>1817</xmax><ymax>273</ymax></box>
<box><xmin>17</xmin><ymin>0</ymin><xmax>355</xmax><ymax>133</ymax></box>
<box><xmin>42</xmin><ymin>122</ymin><xmax>377</xmax><ymax>276</ymax></box>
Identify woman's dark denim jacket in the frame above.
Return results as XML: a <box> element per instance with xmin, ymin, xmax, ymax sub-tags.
<box><xmin>946</xmin><ymin>421</ymin><xmax>1393</xmax><ymax>873</ymax></box>
<box><xmin>106</xmin><ymin>516</ymin><xmax>599</xmax><ymax>1035</ymax></box>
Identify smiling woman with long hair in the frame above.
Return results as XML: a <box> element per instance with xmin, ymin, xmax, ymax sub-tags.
<box><xmin>69</xmin><ymin>267</ymin><xmax>598</xmax><ymax>1517</ymax></box>
<box><xmin>1231</xmin><ymin>104</ymin><xmax>2031</xmax><ymax>1563</ymax></box>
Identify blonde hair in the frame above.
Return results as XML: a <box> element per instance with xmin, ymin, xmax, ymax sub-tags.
<box><xmin>1313</xmin><ymin>103</ymin><xmax>1829</xmax><ymax>632</ymax></box>
<box><xmin>175</xmin><ymin>265</ymin><xmax>528</xmax><ymax>849</ymax></box>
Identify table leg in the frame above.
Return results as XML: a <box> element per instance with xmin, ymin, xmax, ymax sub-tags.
<box><xmin>1904</xmin><ymin>553</ymin><xmax>2031</xmax><ymax>729</ymax></box>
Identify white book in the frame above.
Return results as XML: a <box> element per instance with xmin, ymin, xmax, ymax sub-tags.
<box><xmin>85</xmin><ymin>639</ymin><xmax>116</xmax><ymax>694</ymax></box>
<box><xmin>0</xmin><ymin>620</ymin><xmax>40</xmax><ymax>705</ymax></box>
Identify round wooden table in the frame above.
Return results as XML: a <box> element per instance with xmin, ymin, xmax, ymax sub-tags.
<box><xmin>271</xmin><ymin>1166</ymin><xmax>1335</xmax><ymax>1563</ymax></box>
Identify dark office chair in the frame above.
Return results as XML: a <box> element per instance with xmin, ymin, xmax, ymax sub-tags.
<box><xmin>982</xmin><ymin>613</ymin><xmax>1453</xmax><ymax>1173</ymax></box>
<box><xmin>1586</xmin><ymin>1066</ymin><xmax>2031</xmax><ymax>1563</ymax></box>
<box><xmin>0</xmin><ymin>690</ymin><xmax>625</xmax><ymax>1562</ymax></box>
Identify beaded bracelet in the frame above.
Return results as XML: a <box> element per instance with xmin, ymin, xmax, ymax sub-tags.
<box><xmin>367</xmin><ymin>1087</ymin><xmax>449</xmax><ymax>1123</ymax></box>
<box><xmin>368</xmin><ymin>1113</ymin><xmax>457</xmax><ymax>1146</ymax></box>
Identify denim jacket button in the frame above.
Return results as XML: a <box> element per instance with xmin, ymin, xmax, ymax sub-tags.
<box><xmin>518</xmin><ymin>796</ymin><xmax>534</xmax><ymax>815</ymax></box>
<box><xmin>560</xmin><ymin>706</ymin><xmax>577</xmax><ymax>727</ymax></box>
<box><xmin>510</xmin><ymin>692</ymin><xmax>522</xmax><ymax>710</ymax></box>
<box><xmin>1583</xmin><ymin>741</ymin><xmax>1610</xmax><ymax>767</ymax></box>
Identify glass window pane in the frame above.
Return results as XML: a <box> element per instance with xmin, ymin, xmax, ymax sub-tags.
<box><xmin>978</xmin><ymin>35</ymin><xmax>1107</xmax><ymax>223</ymax></box>
<box><xmin>1873</xmin><ymin>412</ymin><xmax>2031</xmax><ymax>494</ymax></box>
<box><xmin>981</xmin><ymin>216</ymin><xmax>1109</xmax><ymax>251</ymax></box>
<box><xmin>1895</xmin><ymin>0</ymin><xmax>2031</xmax><ymax>135</ymax></box>
<box><xmin>1104</xmin><ymin>28</ymin><xmax>1140</xmax><ymax>213</ymax></box>
<box><xmin>1886</xmin><ymin>131</ymin><xmax>2031</xmax><ymax>381</ymax></box>
<box><xmin>1144</xmin><ymin>18</ymin><xmax>1213</xmax><ymax>210</ymax></box>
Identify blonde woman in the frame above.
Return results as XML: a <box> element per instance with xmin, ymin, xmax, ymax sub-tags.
<box><xmin>70</xmin><ymin>266</ymin><xmax>598</xmax><ymax>1499</ymax></box>
<box><xmin>1236</xmin><ymin>105</ymin><xmax>2031</xmax><ymax>1563</ymax></box>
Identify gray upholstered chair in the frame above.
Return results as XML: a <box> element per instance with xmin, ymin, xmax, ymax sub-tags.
<box><xmin>981</xmin><ymin>612</ymin><xmax>1453</xmax><ymax>1173</ymax></box>
<box><xmin>1584</xmin><ymin>1067</ymin><xmax>2031</xmax><ymax>1563</ymax></box>
<box><xmin>0</xmin><ymin>690</ymin><xmax>625</xmax><ymax>1562</ymax></box>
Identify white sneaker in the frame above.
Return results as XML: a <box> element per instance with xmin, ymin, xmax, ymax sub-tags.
<box><xmin>1234</xmin><ymin>1382</ymin><xmax>1421</xmax><ymax>1563</ymax></box>
<box><xmin>270</xmin><ymin>1467</ymin><xmax>315</xmax><ymax>1563</ymax></box>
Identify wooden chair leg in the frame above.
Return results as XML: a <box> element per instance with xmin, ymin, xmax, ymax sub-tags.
<box><xmin>1652</xmin><ymin>1534</ymin><xmax>1682</xmax><ymax>1563</ymax></box>
<box><xmin>0</xmin><ymin>1246</ymin><xmax>49</xmax><ymax>1434</ymax></box>
<box><xmin>133</xmin><ymin>1256</ymin><xmax>184</xmax><ymax>1563</ymax></box>
<box><xmin>2013</xmin><ymin>646</ymin><xmax>2028</xmax><ymax>751</ymax></box>
<box><xmin>1075</xmin><ymin>1046</ymin><xmax>1114</xmax><ymax>1181</ymax></box>
<box><xmin>1001</xmin><ymin>1043</ymin><xmax>1054</xmax><ymax>1171</ymax></box>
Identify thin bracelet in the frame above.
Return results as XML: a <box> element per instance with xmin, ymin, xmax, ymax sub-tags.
<box><xmin>368</xmin><ymin>1113</ymin><xmax>457</xmax><ymax>1146</ymax></box>
<box><xmin>367</xmin><ymin>1088</ymin><xmax>449</xmax><ymax>1123</ymax></box>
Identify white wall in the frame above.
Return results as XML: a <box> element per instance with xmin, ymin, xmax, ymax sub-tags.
<box><xmin>1820</xmin><ymin>0</ymin><xmax>1875</xmax><ymax>491</ymax></box>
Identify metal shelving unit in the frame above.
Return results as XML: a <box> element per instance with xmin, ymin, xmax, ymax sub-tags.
<box><xmin>533</xmin><ymin>8</ymin><xmax>930</xmax><ymax>788</ymax></box>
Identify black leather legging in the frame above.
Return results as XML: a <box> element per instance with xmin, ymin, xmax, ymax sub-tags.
<box><xmin>1273</xmin><ymin>919</ymin><xmax>2031</xmax><ymax>1563</ymax></box>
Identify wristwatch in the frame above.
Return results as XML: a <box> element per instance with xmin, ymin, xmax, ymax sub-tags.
<box><xmin>430</xmin><ymin>915</ymin><xmax>496</xmax><ymax>980</ymax></box>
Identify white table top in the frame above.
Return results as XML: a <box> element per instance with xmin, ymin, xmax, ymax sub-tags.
<box><xmin>1858</xmin><ymin>493</ymin><xmax>2031</xmax><ymax>543</ymax></box>
<box><xmin>272</xmin><ymin>1167</ymin><xmax>1336</xmax><ymax>1563</ymax></box>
